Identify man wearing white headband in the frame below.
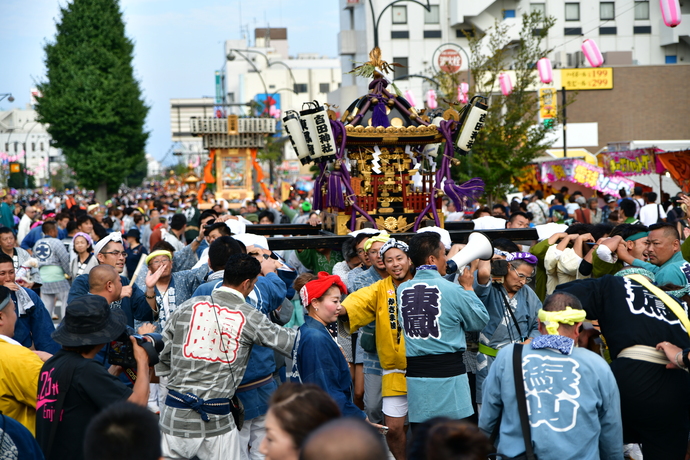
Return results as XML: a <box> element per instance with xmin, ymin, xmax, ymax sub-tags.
<box><xmin>480</xmin><ymin>291</ymin><xmax>622</xmax><ymax>460</ymax></box>
<box><xmin>67</xmin><ymin>231</ymin><xmax>153</xmax><ymax>328</ymax></box>
<box><xmin>340</xmin><ymin>239</ymin><xmax>413</xmax><ymax>460</ymax></box>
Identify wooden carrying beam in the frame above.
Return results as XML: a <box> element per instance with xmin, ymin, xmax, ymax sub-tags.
<box><xmin>266</xmin><ymin>228</ymin><xmax>539</xmax><ymax>251</ymax></box>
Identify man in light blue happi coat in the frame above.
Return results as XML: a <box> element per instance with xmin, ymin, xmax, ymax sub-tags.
<box><xmin>398</xmin><ymin>232</ymin><xmax>488</xmax><ymax>424</ymax></box>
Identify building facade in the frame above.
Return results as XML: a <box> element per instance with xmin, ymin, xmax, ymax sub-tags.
<box><xmin>0</xmin><ymin>106</ymin><xmax>65</xmax><ymax>187</ymax></box>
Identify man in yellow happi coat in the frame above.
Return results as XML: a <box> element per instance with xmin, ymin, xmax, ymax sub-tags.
<box><xmin>341</xmin><ymin>238</ymin><xmax>413</xmax><ymax>460</ymax></box>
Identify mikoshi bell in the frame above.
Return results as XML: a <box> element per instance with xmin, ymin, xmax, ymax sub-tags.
<box><xmin>283</xmin><ymin>48</ymin><xmax>488</xmax><ymax>235</ymax></box>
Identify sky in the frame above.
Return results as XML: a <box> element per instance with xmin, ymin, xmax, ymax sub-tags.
<box><xmin>0</xmin><ymin>0</ymin><xmax>339</xmax><ymax>165</ymax></box>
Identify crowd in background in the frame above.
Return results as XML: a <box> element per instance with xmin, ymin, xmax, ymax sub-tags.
<box><xmin>1</xmin><ymin>182</ymin><xmax>690</xmax><ymax>460</ymax></box>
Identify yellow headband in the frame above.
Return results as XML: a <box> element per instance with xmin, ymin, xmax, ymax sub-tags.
<box><xmin>537</xmin><ymin>307</ymin><xmax>587</xmax><ymax>336</ymax></box>
<box><xmin>145</xmin><ymin>250</ymin><xmax>173</xmax><ymax>265</ymax></box>
<box><xmin>363</xmin><ymin>232</ymin><xmax>390</xmax><ymax>252</ymax></box>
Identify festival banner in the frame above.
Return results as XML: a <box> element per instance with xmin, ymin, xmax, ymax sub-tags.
<box><xmin>541</xmin><ymin>159</ymin><xmax>634</xmax><ymax>198</ymax></box>
<box><xmin>602</xmin><ymin>149</ymin><xmax>663</xmax><ymax>176</ymax></box>
<box><xmin>656</xmin><ymin>150</ymin><xmax>690</xmax><ymax>193</ymax></box>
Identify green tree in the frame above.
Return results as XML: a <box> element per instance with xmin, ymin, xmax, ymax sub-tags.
<box><xmin>453</xmin><ymin>12</ymin><xmax>559</xmax><ymax>204</ymax></box>
<box><xmin>124</xmin><ymin>156</ymin><xmax>149</xmax><ymax>188</ymax></box>
<box><xmin>7</xmin><ymin>165</ymin><xmax>36</xmax><ymax>190</ymax></box>
<box><xmin>35</xmin><ymin>0</ymin><xmax>149</xmax><ymax>202</ymax></box>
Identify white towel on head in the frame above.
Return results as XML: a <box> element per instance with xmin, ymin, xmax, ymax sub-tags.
<box><xmin>94</xmin><ymin>232</ymin><xmax>123</xmax><ymax>255</ymax></box>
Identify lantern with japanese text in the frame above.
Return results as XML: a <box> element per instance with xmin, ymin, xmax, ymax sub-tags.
<box><xmin>282</xmin><ymin>110</ymin><xmax>311</xmax><ymax>165</ymax></box>
<box><xmin>499</xmin><ymin>73</ymin><xmax>513</xmax><ymax>96</ymax></box>
<box><xmin>660</xmin><ymin>0</ymin><xmax>682</xmax><ymax>27</ymax></box>
<box><xmin>582</xmin><ymin>39</ymin><xmax>604</xmax><ymax>67</ymax></box>
<box><xmin>537</xmin><ymin>58</ymin><xmax>553</xmax><ymax>84</ymax></box>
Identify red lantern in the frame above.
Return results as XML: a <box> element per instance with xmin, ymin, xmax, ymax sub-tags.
<box><xmin>581</xmin><ymin>39</ymin><xmax>604</xmax><ymax>68</ymax></box>
<box><xmin>660</xmin><ymin>0</ymin><xmax>682</xmax><ymax>27</ymax></box>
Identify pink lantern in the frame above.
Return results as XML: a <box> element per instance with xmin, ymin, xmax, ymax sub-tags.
<box><xmin>426</xmin><ymin>89</ymin><xmax>438</xmax><ymax>109</ymax></box>
<box><xmin>660</xmin><ymin>0</ymin><xmax>682</xmax><ymax>27</ymax></box>
<box><xmin>498</xmin><ymin>73</ymin><xmax>512</xmax><ymax>96</ymax></box>
<box><xmin>458</xmin><ymin>83</ymin><xmax>469</xmax><ymax>104</ymax></box>
<box><xmin>404</xmin><ymin>90</ymin><xmax>417</xmax><ymax>107</ymax></box>
<box><xmin>537</xmin><ymin>58</ymin><xmax>553</xmax><ymax>84</ymax></box>
<box><xmin>581</xmin><ymin>39</ymin><xmax>604</xmax><ymax>67</ymax></box>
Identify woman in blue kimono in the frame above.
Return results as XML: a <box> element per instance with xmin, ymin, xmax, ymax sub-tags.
<box><xmin>290</xmin><ymin>272</ymin><xmax>366</xmax><ymax>419</ymax></box>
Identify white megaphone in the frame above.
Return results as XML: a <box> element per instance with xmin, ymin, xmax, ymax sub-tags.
<box><xmin>446</xmin><ymin>232</ymin><xmax>494</xmax><ymax>274</ymax></box>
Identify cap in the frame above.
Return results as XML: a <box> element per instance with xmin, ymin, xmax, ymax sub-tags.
<box><xmin>51</xmin><ymin>295</ymin><xmax>127</xmax><ymax>347</ymax></box>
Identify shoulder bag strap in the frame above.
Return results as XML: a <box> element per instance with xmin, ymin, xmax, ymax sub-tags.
<box><xmin>625</xmin><ymin>274</ymin><xmax>690</xmax><ymax>338</ymax></box>
<box><xmin>495</xmin><ymin>284</ymin><xmax>524</xmax><ymax>340</ymax></box>
<box><xmin>513</xmin><ymin>344</ymin><xmax>536</xmax><ymax>460</ymax></box>
<box><xmin>45</xmin><ymin>358</ymin><xmax>78</xmax><ymax>460</ymax></box>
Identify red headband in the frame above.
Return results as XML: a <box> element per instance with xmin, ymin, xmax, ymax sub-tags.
<box><xmin>299</xmin><ymin>272</ymin><xmax>347</xmax><ymax>307</ymax></box>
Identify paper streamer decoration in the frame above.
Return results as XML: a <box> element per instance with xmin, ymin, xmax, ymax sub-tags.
<box><xmin>372</xmin><ymin>146</ymin><xmax>382</xmax><ymax>174</ymax></box>
<box><xmin>582</xmin><ymin>39</ymin><xmax>604</xmax><ymax>67</ymax></box>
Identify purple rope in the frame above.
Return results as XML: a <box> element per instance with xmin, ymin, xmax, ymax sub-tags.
<box><xmin>329</xmin><ymin>120</ymin><xmax>376</xmax><ymax>230</ymax></box>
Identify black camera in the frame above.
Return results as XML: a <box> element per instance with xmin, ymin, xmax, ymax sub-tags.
<box><xmin>490</xmin><ymin>259</ymin><xmax>509</xmax><ymax>277</ymax></box>
<box><xmin>108</xmin><ymin>326</ymin><xmax>164</xmax><ymax>369</ymax></box>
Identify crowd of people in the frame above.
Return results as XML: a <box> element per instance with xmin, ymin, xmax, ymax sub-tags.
<box><xmin>1</xmin><ymin>183</ymin><xmax>690</xmax><ymax>460</ymax></box>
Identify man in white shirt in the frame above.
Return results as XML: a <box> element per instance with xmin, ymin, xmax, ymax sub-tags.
<box><xmin>17</xmin><ymin>207</ymin><xmax>37</xmax><ymax>245</ymax></box>
<box><xmin>639</xmin><ymin>192</ymin><xmax>667</xmax><ymax>226</ymax></box>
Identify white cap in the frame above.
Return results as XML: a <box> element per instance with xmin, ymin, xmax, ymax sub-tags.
<box><xmin>417</xmin><ymin>226</ymin><xmax>452</xmax><ymax>250</ymax></box>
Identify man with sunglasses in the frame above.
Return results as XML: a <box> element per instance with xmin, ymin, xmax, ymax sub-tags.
<box><xmin>473</xmin><ymin>239</ymin><xmax>542</xmax><ymax>409</ymax></box>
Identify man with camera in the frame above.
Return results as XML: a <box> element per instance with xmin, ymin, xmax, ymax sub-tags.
<box><xmin>35</xmin><ymin>295</ymin><xmax>151</xmax><ymax>460</ymax></box>
<box><xmin>473</xmin><ymin>239</ymin><xmax>542</xmax><ymax>407</ymax></box>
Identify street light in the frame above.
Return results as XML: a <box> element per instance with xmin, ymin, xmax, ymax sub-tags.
<box><xmin>226</xmin><ymin>48</ymin><xmax>297</xmax><ymax>86</ymax></box>
<box><xmin>0</xmin><ymin>93</ymin><xmax>14</xmax><ymax>103</ymax></box>
<box><xmin>368</xmin><ymin>0</ymin><xmax>431</xmax><ymax>48</ymax></box>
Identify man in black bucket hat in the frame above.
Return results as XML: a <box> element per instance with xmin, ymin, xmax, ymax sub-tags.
<box><xmin>35</xmin><ymin>295</ymin><xmax>151</xmax><ymax>460</ymax></box>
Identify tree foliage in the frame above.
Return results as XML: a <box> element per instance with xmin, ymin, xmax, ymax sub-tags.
<box><xmin>35</xmin><ymin>0</ymin><xmax>149</xmax><ymax>195</ymax></box>
<box><xmin>453</xmin><ymin>12</ymin><xmax>558</xmax><ymax>204</ymax></box>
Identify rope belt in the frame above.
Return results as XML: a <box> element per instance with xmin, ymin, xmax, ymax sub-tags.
<box><xmin>236</xmin><ymin>374</ymin><xmax>273</xmax><ymax>393</ymax></box>
<box><xmin>617</xmin><ymin>345</ymin><xmax>670</xmax><ymax>366</ymax></box>
<box><xmin>165</xmin><ymin>389</ymin><xmax>231</xmax><ymax>422</ymax></box>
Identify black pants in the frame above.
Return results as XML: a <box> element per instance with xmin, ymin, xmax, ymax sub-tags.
<box><xmin>612</xmin><ymin>359</ymin><xmax>690</xmax><ymax>460</ymax></box>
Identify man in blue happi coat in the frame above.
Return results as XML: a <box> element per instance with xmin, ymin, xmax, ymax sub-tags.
<box><xmin>479</xmin><ymin>291</ymin><xmax>622</xmax><ymax>460</ymax></box>
<box><xmin>398</xmin><ymin>232</ymin><xmax>489</xmax><ymax>425</ymax></box>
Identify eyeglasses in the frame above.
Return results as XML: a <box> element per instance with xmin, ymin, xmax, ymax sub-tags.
<box><xmin>511</xmin><ymin>265</ymin><xmax>533</xmax><ymax>283</ymax></box>
<box><xmin>101</xmin><ymin>251</ymin><xmax>128</xmax><ymax>258</ymax></box>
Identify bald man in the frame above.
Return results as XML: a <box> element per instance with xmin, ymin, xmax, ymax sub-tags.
<box><xmin>301</xmin><ymin>419</ymin><xmax>388</xmax><ymax>460</ymax></box>
<box><xmin>89</xmin><ymin>265</ymin><xmax>123</xmax><ymax>305</ymax></box>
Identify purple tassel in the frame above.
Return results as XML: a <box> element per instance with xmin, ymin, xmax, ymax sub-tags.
<box><xmin>443</xmin><ymin>178</ymin><xmax>485</xmax><ymax>210</ymax></box>
<box><xmin>326</xmin><ymin>174</ymin><xmax>345</xmax><ymax>209</ymax></box>
<box><xmin>371</xmin><ymin>102</ymin><xmax>390</xmax><ymax>127</ymax></box>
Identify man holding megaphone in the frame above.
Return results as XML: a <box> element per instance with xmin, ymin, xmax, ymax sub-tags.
<box><xmin>472</xmin><ymin>238</ymin><xmax>542</xmax><ymax>407</ymax></box>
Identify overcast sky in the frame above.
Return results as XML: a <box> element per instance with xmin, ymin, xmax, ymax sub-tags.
<box><xmin>0</xmin><ymin>0</ymin><xmax>339</xmax><ymax>165</ymax></box>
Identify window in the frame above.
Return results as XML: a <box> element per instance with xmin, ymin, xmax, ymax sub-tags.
<box><xmin>424</xmin><ymin>5</ymin><xmax>440</xmax><ymax>24</ymax></box>
<box><xmin>293</xmin><ymin>83</ymin><xmax>307</xmax><ymax>93</ymax></box>
<box><xmin>600</xmin><ymin>2</ymin><xmax>615</xmax><ymax>20</ymax></box>
<box><xmin>503</xmin><ymin>9</ymin><xmax>516</xmax><ymax>19</ymax></box>
<box><xmin>40</xmin><ymin>142</ymin><xmax>44</xmax><ymax>151</ymax></box>
<box><xmin>393</xmin><ymin>57</ymin><xmax>408</xmax><ymax>81</ymax></box>
<box><xmin>531</xmin><ymin>3</ymin><xmax>546</xmax><ymax>15</ymax></box>
<box><xmin>392</xmin><ymin>5</ymin><xmax>407</xmax><ymax>24</ymax></box>
<box><xmin>391</xmin><ymin>31</ymin><xmax>409</xmax><ymax>39</ymax></box>
<box><xmin>31</xmin><ymin>142</ymin><xmax>35</xmax><ymax>151</ymax></box>
<box><xmin>666</xmin><ymin>55</ymin><xmax>677</xmax><ymax>64</ymax></box>
<box><xmin>319</xmin><ymin>83</ymin><xmax>330</xmax><ymax>94</ymax></box>
<box><xmin>565</xmin><ymin>3</ymin><xmax>580</xmax><ymax>21</ymax></box>
<box><xmin>634</xmin><ymin>1</ymin><xmax>649</xmax><ymax>20</ymax></box>
<box><xmin>634</xmin><ymin>25</ymin><xmax>651</xmax><ymax>33</ymax></box>
<box><xmin>456</xmin><ymin>29</ymin><xmax>475</xmax><ymax>38</ymax></box>
<box><xmin>423</xmin><ymin>30</ymin><xmax>442</xmax><ymax>38</ymax></box>
<box><xmin>564</xmin><ymin>27</ymin><xmax>582</xmax><ymax>35</ymax></box>
<box><xmin>600</xmin><ymin>26</ymin><xmax>617</xmax><ymax>34</ymax></box>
